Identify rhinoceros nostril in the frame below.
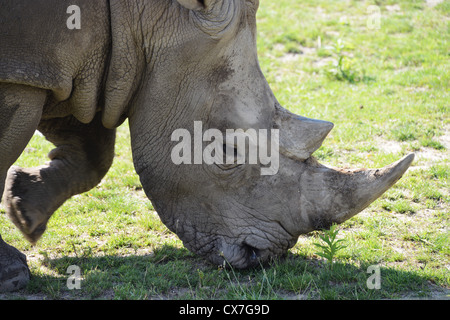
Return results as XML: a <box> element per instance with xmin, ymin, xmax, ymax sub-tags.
<box><xmin>242</xmin><ymin>242</ymin><xmax>260</xmax><ymax>262</ymax></box>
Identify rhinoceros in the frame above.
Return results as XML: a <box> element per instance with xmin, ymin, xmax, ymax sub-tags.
<box><xmin>0</xmin><ymin>0</ymin><xmax>414</xmax><ymax>292</ymax></box>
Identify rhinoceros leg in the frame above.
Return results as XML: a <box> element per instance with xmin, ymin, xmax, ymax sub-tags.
<box><xmin>3</xmin><ymin>112</ymin><xmax>116</xmax><ymax>245</ymax></box>
<box><xmin>0</xmin><ymin>83</ymin><xmax>46</xmax><ymax>291</ymax></box>
<box><xmin>0</xmin><ymin>235</ymin><xmax>30</xmax><ymax>293</ymax></box>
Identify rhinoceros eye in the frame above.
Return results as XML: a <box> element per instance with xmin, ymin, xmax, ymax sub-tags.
<box><xmin>223</xmin><ymin>143</ymin><xmax>237</xmax><ymax>157</ymax></box>
<box><xmin>216</xmin><ymin>162</ymin><xmax>241</xmax><ymax>171</ymax></box>
<box><xmin>215</xmin><ymin>144</ymin><xmax>241</xmax><ymax>170</ymax></box>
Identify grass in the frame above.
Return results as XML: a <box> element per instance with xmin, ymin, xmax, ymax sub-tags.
<box><xmin>313</xmin><ymin>224</ymin><xmax>348</xmax><ymax>268</ymax></box>
<box><xmin>1</xmin><ymin>0</ymin><xmax>449</xmax><ymax>300</ymax></box>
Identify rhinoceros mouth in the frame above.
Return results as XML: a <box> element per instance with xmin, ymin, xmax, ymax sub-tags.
<box><xmin>205</xmin><ymin>232</ymin><xmax>295</xmax><ymax>269</ymax></box>
<box><xmin>177</xmin><ymin>228</ymin><xmax>266</xmax><ymax>269</ymax></box>
<box><xmin>209</xmin><ymin>240</ymin><xmax>263</xmax><ymax>269</ymax></box>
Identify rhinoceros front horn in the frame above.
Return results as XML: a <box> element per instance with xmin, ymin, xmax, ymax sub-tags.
<box><xmin>298</xmin><ymin>152</ymin><xmax>415</xmax><ymax>232</ymax></box>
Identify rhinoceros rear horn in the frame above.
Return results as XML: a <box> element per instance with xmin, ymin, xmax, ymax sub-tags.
<box><xmin>275</xmin><ymin>104</ymin><xmax>334</xmax><ymax>161</ymax></box>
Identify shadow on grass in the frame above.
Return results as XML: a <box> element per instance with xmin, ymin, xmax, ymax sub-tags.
<box><xmin>271</xmin><ymin>253</ymin><xmax>438</xmax><ymax>299</ymax></box>
<box><xmin>8</xmin><ymin>246</ymin><xmax>440</xmax><ymax>300</ymax></box>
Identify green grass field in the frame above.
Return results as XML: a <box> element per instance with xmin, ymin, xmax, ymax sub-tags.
<box><xmin>1</xmin><ymin>0</ymin><xmax>449</xmax><ymax>300</ymax></box>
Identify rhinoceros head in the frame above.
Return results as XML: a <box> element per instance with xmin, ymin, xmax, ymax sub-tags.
<box><xmin>115</xmin><ymin>0</ymin><xmax>414</xmax><ymax>268</ymax></box>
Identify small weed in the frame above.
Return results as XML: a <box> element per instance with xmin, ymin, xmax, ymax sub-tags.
<box><xmin>197</xmin><ymin>269</ymin><xmax>205</xmax><ymax>288</ymax></box>
<box><xmin>323</xmin><ymin>39</ymin><xmax>368</xmax><ymax>83</ymax></box>
<box><xmin>313</xmin><ymin>224</ymin><xmax>347</xmax><ymax>268</ymax></box>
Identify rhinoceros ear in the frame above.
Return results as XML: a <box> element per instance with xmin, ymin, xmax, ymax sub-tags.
<box><xmin>177</xmin><ymin>0</ymin><xmax>225</xmax><ymax>12</ymax></box>
<box><xmin>178</xmin><ymin>0</ymin><xmax>235</xmax><ymax>37</ymax></box>
<box><xmin>177</xmin><ymin>0</ymin><xmax>206</xmax><ymax>10</ymax></box>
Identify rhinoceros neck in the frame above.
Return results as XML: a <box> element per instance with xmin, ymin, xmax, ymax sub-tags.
<box><xmin>102</xmin><ymin>0</ymin><xmax>196</xmax><ymax>129</ymax></box>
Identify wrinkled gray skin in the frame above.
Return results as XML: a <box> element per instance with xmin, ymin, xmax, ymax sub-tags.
<box><xmin>0</xmin><ymin>0</ymin><xmax>414</xmax><ymax>292</ymax></box>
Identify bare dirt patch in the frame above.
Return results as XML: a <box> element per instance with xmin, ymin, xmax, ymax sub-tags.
<box><xmin>426</xmin><ymin>0</ymin><xmax>444</xmax><ymax>8</ymax></box>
